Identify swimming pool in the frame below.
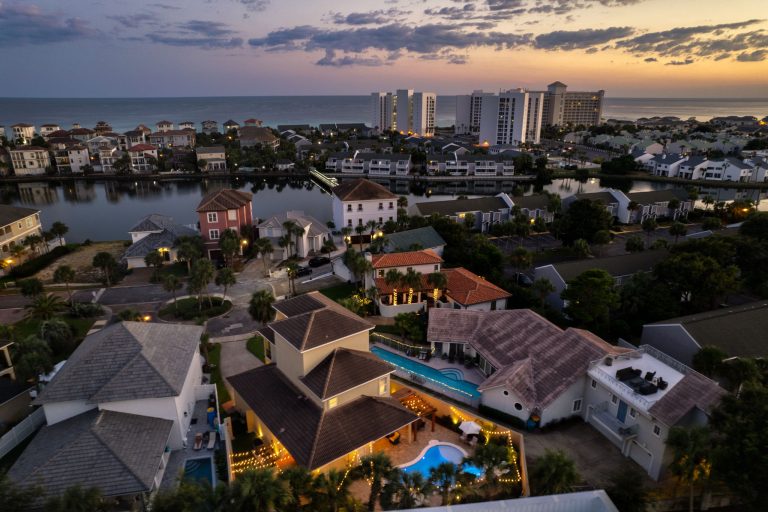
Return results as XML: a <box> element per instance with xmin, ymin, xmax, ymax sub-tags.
<box><xmin>371</xmin><ymin>347</ymin><xmax>480</xmax><ymax>399</ymax></box>
<box><xmin>400</xmin><ymin>442</ymin><xmax>483</xmax><ymax>478</ymax></box>
<box><xmin>184</xmin><ymin>457</ymin><xmax>216</xmax><ymax>486</ymax></box>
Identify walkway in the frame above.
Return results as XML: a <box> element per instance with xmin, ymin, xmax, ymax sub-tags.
<box><xmin>219</xmin><ymin>340</ymin><xmax>262</xmax><ymax>380</ymax></box>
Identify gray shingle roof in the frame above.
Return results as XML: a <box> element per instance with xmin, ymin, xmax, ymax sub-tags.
<box><xmin>228</xmin><ymin>365</ymin><xmax>416</xmax><ymax>469</ymax></box>
<box><xmin>0</xmin><ymin>205</ymin><xmax>39</xmax><ymax>227</ymax></box>
<box><xmin>8</xmin><ymin>410</ymin><xmax>172</xmax><ymax>498</ymax></box>
<box><xmin>128</xmin><ymin>214</ymin><xmax>175</xmax><ymax>233</ymax></box>
<box><xmin>510</xmin><ymin>194</ymin><xmax>550</xmax><ymax>211</ymax></box>
<box><xmin>35</xmin><ymin>322</ymin><xmax>203</xmax><ymax>405</ymax></box>
<box><xmin>301</xmin><ymin>348</ymin><xmax>393</xmax><ymax>399</ymax></box>
<box><xmin>544</xmin><ymin>250</ymin><xmax>668</xmax><ymax>282</ymax></box>
<box><xmin>386</xmin><ymin>226</ymin><xmax>446</xmax><ymax>252</ymax></box>
<box><xmin>270</xmin><ymin>308</ymin><xmax>372</xmax><ymax>352</ymax></box>
<box><xmin>626</xmin><ymin>188</ymin><xmax>689</xmax><ymax>204</ymax></box>
<box><xmin>412</xmin><ymin>196</ymin><xmax>508</xmax><ymax>217</ymax></box>
<box><xmin>272</xmin><ymin>293</ymin><xmax>328</xmax><ymax>318</ymax></box>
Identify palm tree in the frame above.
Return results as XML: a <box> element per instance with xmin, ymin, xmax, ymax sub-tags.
<box><xmin>381</xmin><ymin>469</ymin><xmax>434</xmax><ymax>510</ymax></box>
<box><xmin>215</xmin><ymin>267</ymin><xmax>236</xmax><ymax>300</ymax></box>
<box><xmin>384</xmin><ymin>269</ymin><xmax>404</xmax><ymax>306</ymax></box>
<box><xmin>226</xmin><ymin>467</ymin><xmax>293</xmax><ymax>512</ymax></box>
<box><xmin>11</xmin><ymin>335</ymin><xmax>53</xmax><ymax>383</ymax></box>
<box><xmin>253</xmin><ymin>238</ymin><xmax>274</xmax><ymax>275</ymax></box>
<box><xmin>92</xmin><ymin>252</ymin><xmax>117</xmax><ymax>287</ymax></box>
<box><xmin>290</xmin><ymin>223</ymin><xmax>305</xmax><ymax>258</ymax></box>
<box><xmin>340</xmin><ymin>227</ymin><xmax>353</xmax><ymax>248</ymax></box>
<box><xmin>50</xmin><ymin>221</ymin><xmax>69</xmax><ymax>247</ymax></box>
<box><xmin>24</xmin><ymin>293</ymin><xmax>66</xmax><ymax>321</ymax></box>
<box><xmin>175</xmin><ymin>237</ymin><xmax>202</xmax><ymax>274</ymax></box>
<box><xmin>278</xmin><ymin>234</ymin><xmax>292</xmax><ymax>260</ymax></box>
<box><xmin>426</xmin><ymin>271</ymin><xmax>447</xmax><ymax>303</ymax></box>
<box><xmin>529</xmin><ymin>449</ymin><xmax>579</xmax><ymax>496</ymax></box>
<box><xmin>401</xmin><ymin>268</ymin><xmax>422</xmax><ymax>304</ymax></box>
<box><xmin>53</xmin><ymin>265</ymin><xmax>76</xmax><ymax>303</ymax></box>
<box><xmin>282</xmin><ymin>220</ymin><xmax>300</xmax><ymax>256</ymax></box>
<box><xmin>189</xmin><ymin>258</ymin><xmax>215</xmax><ymax>309</ymax></box>
<box><xmin>641</xmin><ymin>217</ymin><xmax>658</xmax><ymax>248</ymax></box>
<box><xmin>44</xmin><ymin>485</ymin><xmax>104</xmax><ymax>512</ymax></box>
<box><xmin>366</xmin><ymin>219</ymin><xmax>379</xmax><ymax>240</ymax></box>
<box><xmin>702</xmin><ymin>195</ymin><xmax>715</xmax><ymax>211</ymax></box>
<box><xmin>219</xmin><ymin>228</ymin><xmax>241</xmax><ymax>267</ymax></box>
<box><xmin>151</xmin><ymin>480</ymin><xmax>220</xmax><ymax>512</ymax></box>
<box><xmin>280</xmin><ymin>466</ymin><xmax>313</xmax><ymax>512</ymax></box>
<box><xmin>667</xmin><ymin>426</ymin><xmax>711</xmax><ymax>512</ymax></box>
<box><xmin>312</xmin><ymin>469</ymin><xmax>355</xmax><ymax>512</ymax></box>
<box><xmin>249</xmin><ymin>289</ymin><xmax>275</xmax><ymax>323</ymax></box>
<box><xmin>466</xmin><ymin>442</ymin><xmax>514</xmax><ymax>498</ymax></box>
<box><xmin>509</xmin><ymin>247</ymin><xmax>532</xmax><ymax>274</ymax></box>
<box><xmin>10</xmin><ymin>244</ymin><xmax>26</xmax><ymax>261</ymax></box>
<box><xmin>162</xmin><ymin>274</ymin><xmax>182</xmax><ymax>312</ymax></box>
<box><xmin>356</xmin><ymin>452</ymin><xmax>394</xmax><ymax>511</ymax></box>
<box><xmin>23</xmin><ymin>234</ymin><xmax>44</xmax><ymax>256</ymax></box>
<box><xmin>144</xmin><ymin>250</ymin><xmax>165</xmax><ymax>282</ymax></box>
<box><xmin>354</xmin><ymin>224</ymin><xmax>367</xmax><ymax>252</ymax></box>
<box><xmin>669</xmin><ymin>221</ymin><xmax>687</xmax><ymax>244</ymax></box>
<box><xmin>532</xmin><ymin>278</ymin><xmax>555</xmax><ymax>305</ymax></box>
<box><xmin>321</xmin><ymin>238</ymin><xmax>337</xmax><ymax>260</ymax></box>
<box><xmin>430</xmin><ymin>462</ymin><xmax>458</xmax><ymax>506</ymax></box>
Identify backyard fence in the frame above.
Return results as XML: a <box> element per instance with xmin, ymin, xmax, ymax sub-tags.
<box><xmin>0</xmin><ymin>408</ymin><xmax>45</xmax><ymax>460</ymax></box>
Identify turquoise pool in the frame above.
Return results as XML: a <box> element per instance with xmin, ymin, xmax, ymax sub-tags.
<box><xmin>371</xmin><ymin>346</ymin><xmax>480</xmax><ymax>399</ymax></box>
<box><xmin>184</xmin><ymin>457</ymin><xmax>215</xmax><ymax>486</ymax></box>
<box><xmin>400</xmin><ymin>443</ymin><xmax>483</xmax><ymax>478</ymax></box>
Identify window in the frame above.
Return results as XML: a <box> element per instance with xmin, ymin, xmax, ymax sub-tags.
<box><xmin>227</xmin><ymin>209</ymin><xmax>237</xmax><ymax>221</ymax></box>
<box><xmin>379</xmin><ymin>378</ymin><xmax>387</xmax><ymax>395</ymax></box>
<box><xmin>514</xmin><ymin>402</ymin><xmax>523</xmax><ymax>411</ymax></box>
<box><xmin>207</xmin><ymin>212</ymin><xmax>218</xmax><ymax>223</ymax></box>
<box><xmin>357</xmin><ymin>204</ymin><xmax>363</xmax><ymax>211</ymax></box>
<box><xmin>503</xmin><ymin>390</ymin><xmax>509</xmax><ymax>396</ymax></box>
<box><xmin>389</xmin><ymin>202</ymin><xmax>394</xmax><ymax>209</ymax></box>
<box><xmin>379</xmin><ymin>217</ymin><xmax>383</xmax><ymax>223</ymax></box>
<box><xmin>591</xmin><ymin>379</ymin><xmax>597</xmax><ymax>389</ymax></box>
<box><xmin>358</xmin><ymin>219</ymin><xmax>363</xmax><ymax>226</ymax></box>
<box><xmin>629</xmin><ymin>408</ymin><xmax>637</xmax><ymax>418</ymax></box>
<box><xmin>389</xmin><ymin>216</ymin><xmax>393</xmax><ymax>221</ymax></box>
<box><xmin>572</xmin><ymin>399</ymin><xmax>582</xmax><ymax>412</ymax></box>
<box><xmin>434</xmin><ymin>265</ymin><xmax>439</xmax><ymax>271</ymax></box>
<box><xmin>653</xmin><ymin>425</ymin><xmax>661</xmax><ymax>437</ymax></box>
<box><xmin>378</xmin><ymin>270</ymin><xmax>384</xmax><ymax>277</ymax></box>
<box><xmin>347</xmin><ymin>204</ymin><xmax>352</xmax><ymax>212</ymax></box>
<box><xmin>491</xmin><ymin>301</ymin><xmax>497</xmax><ymax>311</ymax></box>
<box><xmin>328</xmin><ymin>397</ymin><xmax>338</xmax><ymax>409</ymax></box>
<box><xmin>209</xmin><ymin>229</ymin><xmax>220</xmax><ymax>240</ymax></box>
<box><xmin>611</xmin><ymin>394</ymin><xmax>618</xmax><ymax>405</ymax></box>
<box><xmin>379</xmin><ymin>202</ymin><xmax>383</xmax><ymax>210</ymax></box>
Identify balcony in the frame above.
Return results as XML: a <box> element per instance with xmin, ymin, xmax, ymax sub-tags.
<box><xmin>590</xmin><ymin>402</ymin><xmax>638</xmax><ymax>443</ymax></box>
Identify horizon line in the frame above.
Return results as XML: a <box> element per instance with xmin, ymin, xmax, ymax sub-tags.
<box><xmin>1</xmin><ymin>95</ymin><xmax>767</xmax><ymax>101</ymax></box>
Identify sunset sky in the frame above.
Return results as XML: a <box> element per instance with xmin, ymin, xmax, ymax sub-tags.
<box><xmin>0</xmin><ymin>0</ymin><xmax>766</xmax><ymax>97</ymax></box>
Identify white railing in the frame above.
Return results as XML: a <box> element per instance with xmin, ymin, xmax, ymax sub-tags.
<box><xmin>0</xmin><ymin>407</ymin><xmax>45</xmax><ymax>459</ymax></box>
<box><xmin>588</xmin><ymin>366</ymin><xmax>655</xmax><ymax>410</ymax></box>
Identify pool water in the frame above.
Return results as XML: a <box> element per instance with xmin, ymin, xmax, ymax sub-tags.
<box><xmin>400</xmin><ymin>444</ymin><xmax>483</xmax><ymax>478</ymax></box>
<box><xmin>370</xmin><ymin>347</ymin><xmax>480</xmax><ymax>399</ymax></box>
<box><xmin>184</xmin><ymin>457</ymin><xmax>215</xmax><ymax>485</ymax></box>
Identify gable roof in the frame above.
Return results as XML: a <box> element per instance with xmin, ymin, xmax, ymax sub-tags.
<box><xmin>239</xmin><ymin>126</ymin><xmax>277</xmax><ymax>142</ymax></box>
<box><xmin>543</xmin><ymin>250</ymin><xmax>667</xmax><ymax>282</ymax></box>
<box><xmin>0</xmin><ymin>205</ymin><xmax>38</xmax><ymax>227</ymax></box>
<box><xmin>257</xmin><ymin>210</ymin><xmax>329</xmax><ymax>236</ymax></box>
<box><xmin>428</xmin><ymin>309</ymin><xmax>626</xmax><ymax>410</ymax></box>
<box><xmin>196</xmin><ymin>189</ymin><xmax>252</xmax><ymax>212</ymax></box>
<box><xmin>123</xmin><ymin>226</ymin><xmax>197</xmax><ymax>260</ymax></box>
<box><xmin>626</xmin><ymin>188</ymin><xmax>689</xmax><ymax>204</ymax></box>
<box><xmin>647</xmin><ymin>368</ymin><xmax>726</xmax><ymax>426</ymax></box>
<box><xmin>128</xmin><ymin>213</ymin><xmax>176</xmax><ymax>233</ymax></box>
<box><xmin>270</xmin><ymin>308</ymin><xmax>372</xmax><ymax>352</ymax></box>
<box><xmin>332</xmin><ymin>179</ymin><xmax>397</xmax><ymax>201</ymax></box>
<box><xmin>412</xmin><ymin>196</ymin><xmax>508</xmax><ymax>217</ymax></box>
<box><xmin>8</xmin><ymin>410</ymin><xmax>172</xmax><ymax>498</ymax></box>
<box><xmin>273</xmin><ymin>292</ymin><xmax>330</xmax><ymax>317</ymax></box>
<box><xmin>385</xmin><ymin>226</ymin><xmax>446</xmax><ymax>252</ymax></box>
<box><xmin>228</xmin><ymin>365</ymin><xmax>416</xmax><ymax>469</ymax></box>
<box><xmin>35</xmin><ymin>322</ymin><xmax>203</xmax><ymax>405</ymax></box>
<box><xmin>301</xmin><ymin>348</ymin><xmax>393</xmax><ymax>399</ymax></box>
<box><xmin>510</xmin><ymin>194</ymin><xmax>550</xmax><ymax>211</ymax></box>
<box><xmin>371</xmin><ymin>249</ymin><xmax>443</xmax><ymax>269</ymax></box>
<box><xmin>442</xmin><ymin>267</ymin><xmax>511</xmax><ymax>305</ymax></box>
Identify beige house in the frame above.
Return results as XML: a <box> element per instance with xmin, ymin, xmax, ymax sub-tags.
<box><xmin>0</xmin><ymin>205</ymin><xmax>42</xmax><ymax>263</ymax></box>
<box><xmin>195</xmin><ymin>146</ymin><xmax>227</xmax><ymax>172</ymax></box>
<box><xmin>10</xmin><ymin>146</ymin><xmax>51</xmax><ymax>176</ymax></box>
<box><xmin>227</xmin><ymin>292</ymin><xmax>418</xmax><ymax>472</ymax></box>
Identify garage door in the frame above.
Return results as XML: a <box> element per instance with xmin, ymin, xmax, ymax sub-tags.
<box><xmin>629</xmin><ymin>440</ymin><xmax>653</xmax><ymax>473</ymax></box>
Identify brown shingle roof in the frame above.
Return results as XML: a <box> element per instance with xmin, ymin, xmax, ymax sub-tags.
<box><xmin>228</xmin><ymin>365</ymin><xmax>416</xmax><ymax>469</ymax></box>
<box><xmin>270</xmin><ymin>308</ymin><xmax>372</xmax><ymax>352</ymax></box>
<box><xmin>371</xmin><ymin>249</ymin><xmax>443</xmax><ymax>269</ymax></box>
<box><xmin>332</xmin><ymin>179</ymin><xmax>397</xmax><ymax>201</ymax></box>
<box><xmin>196</xmin><ymin>189</ymin><xmax>252</xmax><ymax>212</ymax></box>
<box><xmin>647</xmin><ymin>370</ymin><xmax>725</xmax><ymax>426</ymax></box>
<box><xmin>301</xmin><ymin>348</ymin><xmax>393</xmax><ymax>399</ymax></box>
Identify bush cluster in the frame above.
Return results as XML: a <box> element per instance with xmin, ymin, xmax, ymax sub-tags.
<box><xmin>9</xmin><ymin>245</ymin><xmax>75</xmax><ymax>278</ymax></box>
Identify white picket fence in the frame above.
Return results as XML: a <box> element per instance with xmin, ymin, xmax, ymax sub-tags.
<box><xmin>0</xmin><ymin>408</ymin><xmax>45</xmax><ymax>460</ymax></box>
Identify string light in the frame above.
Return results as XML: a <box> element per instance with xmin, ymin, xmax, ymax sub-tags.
<box><xmin>371</xmin><ymin>333</ymin><xmax>435</xmax><ymax>353</ymax></box>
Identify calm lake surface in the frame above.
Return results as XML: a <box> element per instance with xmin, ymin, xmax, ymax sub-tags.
<box><xmin>0</xmin><ymin>177</ymin><xmax>764</xmax><ymax>242</ymax></box>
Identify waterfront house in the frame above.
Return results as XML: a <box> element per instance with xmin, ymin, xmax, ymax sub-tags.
<box><xmin>410</xmin><ymin>194</ymin><xmax>514</xmax><ymax>233</ymax></box>
<box><xmin>93</xmin><ymin>121</ymin><xmax>114</xmax><ymax>135</ymax></box>
<box><xmin>127</xmin><ymin>144</ymin><xmax>159</xmax><ymax>173</ymax></box>
<box><xmin>562</xmin><ymin>190</ymin><xmax>623</xmax><ymax>221</ymax></box>
<box><xmin>640</xmin><ymin>301</ymin><xmax>768</xmax><ymax>365</ymax></box>
<box><xmin>0</xmin><ymin>205</ymin><xmax>43</xmax><ymax>262</ymax></box>
<box><xmin>384</xmin><ymin>226</ymin><xmax>446</xmax><ymax>255</ymax></box>
<box><xmin>8</xmin><ymin>322</ymin><xmax>219</xmax><ymax>503</ymax></box>
<box><xmin>326</xmin><ymin>151</ymin><xmax>411</xmax><ymax>176</ymax></box>
<box><xmin>196</xmin><ymin>189</ymin><xmax>253</xmax><ymax>260</ymax></box>
<box><xmin>124</xmin><ymin>214</ymin><xmax>198</xmax><ymax>269</ymax></box>
<box><xmin>425</xmin><ymin>154</ymin><xmax>515</xmax><ymax>176</ymax></box>
<box><xmin>624</xmin><ymin>189</ymin><xmax>692</xmax><ymax>223</ymax></box>
<box><xmin>535</xmin><ymin>251</ymin><xmax>667</xmax><ymax>310</ymax></box>
<box><xmin>99</xmin><ymin>147</ymin><xmax>121</xmax><ymax>174</ymax></box>
<box><xmin>43</xmin><ymin>129</ymin><xmax>71</xmax><ymax>141</ymax></box>
<box><xmin>49</xmin><ymin>138</ymin><xmax>79</xmax><ymax>173</ymax></box>
<box><xmin>239</xmin><ymin>126</ymin><xmax>279</xmax><ymax>149</ymax></box>
<box><xmin>67</xmin><ymin>145</ymin><xmax>91</xmax><ymax>174</ymax></box>
<box><xmin>179</xmin><ymin>121</ymin><xmax>195</xmax><ymax>131</ymax></box>
<box><xmin>257</xmin><ymin>210</ymin><xmax>331</xmax><ymax>260</ymax></box>
<box><xmin>509</xmin><ymin>194</ymin><xmax>555</xmax><ymax>223</ymax></box>
<box><xmin>39</xmin><ymin>124</ymin><xmax>61</xmax><ymax>138</ymax></box>
<box><xmin>427</xmin><ymin>309</ymin><xmax>723</xmax><ymax>480</ymax></box>
<box><xmin>85</xmin><ymin>135</ymin><xmax>118</xmax><ymax>155</ymax></box>
<box><xmin>222</xmin><ymin>120</ymin><xmax>240</xmax><ymax>134</ymax></box>
<box><xmin>156</xmin><ymin>120</ymin><xmax>174</xmax><ymax>132</ymax></box>
<box><xmin>195</xmin><ymin>146</ymin><xmax>227</xmax><ymax>172</ymax></box>
<box><xmin>201</xmin><ymin>120</ymin><xmax>219</xmax><ymax>134</ymax></box>
<box><xmin>9</xmin><ymin>146</ymin><xmax>51</xmax><ymax>176</ymax></box>
<box><xmin>331</xmin><ymin>178</ymin><xmax>398</xmax><ymax>230</ymax></box>
<box><xmin>122</xmin><ymin>129</ymin><xmax>147</xmax><ymax>149</ymax></box>
<box><xmin>149</xmin><ymin>130</ymin><xmax>196</xmax><ymax>149</ymax></box>
<box><xmin>244</xmin><ymin>118</ymin><xmax>262</xmax><ymax>127</ymax></box>
<box><xmin>227</xmin><ymin>292</ymin><xmax>418</xmax><ymax>472</ymax></box>
<box><xmin>70</xmin><ymin>127</ymin><xmax>96</xmax><ymax>143</ymax></box>
<box><xmin>11</xmin><ymin>123</ymin><xmax>35</xmax><ymax>144</ymax></box>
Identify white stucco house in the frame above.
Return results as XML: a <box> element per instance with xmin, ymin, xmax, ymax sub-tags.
<box><xmin>331</xmin><ymin>178</ymin><xmax>398</xmax><ymax>230</ymax></box>
<box><xmin>257</xmin><ymin>210</ymin><xmax>331</xmax><ymax>260</ymax></box>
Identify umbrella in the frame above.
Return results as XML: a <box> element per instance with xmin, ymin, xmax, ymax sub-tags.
<box><xmin>459</xmin><ymin>421</ymin><xmax>481</xmax><ymax>436</ymax></box>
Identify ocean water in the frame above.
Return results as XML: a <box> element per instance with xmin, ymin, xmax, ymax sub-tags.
<box><xmin>0</xmin><ymin>96</ymin><xmax>766</xmax><ymax>133</ymax></box>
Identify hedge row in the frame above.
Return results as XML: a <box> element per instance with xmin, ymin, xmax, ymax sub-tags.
<box><xmin>478</xmin><ymin>404</ymin><xmax>527</xmax><ymax>431</ymax></box>
<box><xmin>9</xmin><ymin>245</ymin><xmax>75</xmax><ymax>279</ymax></box>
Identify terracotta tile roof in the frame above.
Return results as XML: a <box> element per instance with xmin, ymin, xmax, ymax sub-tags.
<box><xmin>442</xmin><ymin>267</ymin><xmax>511</xmax><ymax>305</ymax></box>
<box><xmin>228</xmin><ymin>365</ymin><xmax>416</xmax><ymax>469</ymax></box>
<box><xmin>648</xmin><ymin>370</ymin><xmax>726</xmax><ymax>426</ymax></box>
<box><xmin>127</xmin><ymin>144</ymin><xmax>157</xmax><ymax>152</ymax></box>
<box><xmin>239</xmin><ymin>126</ymin><xmax>277</xmax><ymax>142</ymax></box>
<box><xmin>301</xmin><ymin>348</ymin><xmax>393</xmax><ymax>399</ymax></box>
<box><xmin>156</xmin><ymin>120</ymin><xmax>172</xmax><ymax>125</ymax></box>
<box><xmin>371</xmin><ymin>249</ymin><xmax>443</xmax><ymax>269</ymax></box>
<box><xmin>46</xmin><ymin>130</ymin><xmax>70</xmax><ymax>138</ymax></box>
<box><xmin>332</xmin><ymin>178</ymin><xmax>397</xmax><ymax>201</ymax></box>
<box><xmin>195</xmin><ymin>189</ymin><xmax>252</xmax><ymax>212</ymax></box>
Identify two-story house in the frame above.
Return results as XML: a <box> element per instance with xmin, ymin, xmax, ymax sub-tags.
<box><xmin>196</xmin><ymin>189</ymin><xmax>253</xmax><ymax>260</ymax></box>
<box><xmin>149</xmin><ymin>130</ymin><xmax>196</xmax><ymax>149</ymax></box>
<box><xmin>257</xmin><ymin>211</ymin><xmax>331</xmax><ymax>260</ymax></box>
<box><xmin>195</xmin><ymin>146</ymin><xmax>227</xmax><ymax>172</ymax></box>
<box><xmin>10</xmin><ymin>146</ymin><xmax>51</xmax><ymax>176</ymax></box>
<box><xmin>123</xmin><ymin>214</ymin><xmax>198</xmax><ymax>269</ymax></box>
<box><xmin>201</xmin><ymin>120</ymin><xmax>219</xmax><ymax>134</ymax></box>
<box><xmin>127</xmin><ymin>144</ymin><xmax>158</xmax><ymax>173</ymax></box>
<box><xmin>227</xmin><ymin>292</ymin><xmax>418</xmax><ymax>472</ymax></box>
<box><xmin>509</xmin><ymin>194</ymin><xmax>555</xmax><ymax>223</ymax></box>
<box><xmin>624</xmin><ymin>189</ymin><xmax>692</xmax><ymax>223</ymax></box>
<box><xmin>410</xmin><ymin>194</ymin><xmax>514</xmax><ymax>233</ymax></box>
<box><xmin>8</xmin><ymin>322</ymin><xmax>219</xmax><ymax>502</ymax></box>
<box><xmin>239</xmin><ymin>126</ymin><xmax>279</xmax><ymax>149</ymax></box>
<box><xmin>425</xmin><ymin>154</ymin><xmax>515</xmax><ymax>176</ymax></box>
<box><xmin>331</xmin><ymin>179</ymin><xmax>398</xmax><ymax>230</ymax></box>
<box><xmin>326</xmin><ymin>151</ymin><xmax>411</xmax><ymax>176</ymax></box>
<box><xmin>0</xmin><ymin>205</ymin><xmax>43</xmax><ymax>263</ymax></box>
<box><xmin>11</xmin><ymin>123</ymin><xmax>35</xmax><ymax>144</ymax></box>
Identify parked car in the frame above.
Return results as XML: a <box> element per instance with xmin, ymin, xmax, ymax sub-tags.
<box><xmin>296</xmin><ymin>266</ymin><xmax>313</xmax><ymax>277</ymax></box>
<box><xmin>308</xmin><ymin>256</ymin><xmax>331</xmax><ymax>267</ymax></box>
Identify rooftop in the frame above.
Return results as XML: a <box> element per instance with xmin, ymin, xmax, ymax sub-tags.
<box><xmin>412</xmin><ymin>196</ymin><xmax>509</xmax><ymax>217</ymax></box>
<box><xmin>371</xmin><ymin>249</ymin><xmax>443</xmax><ymax>269</ymax></box>
<box><xmin>400</xmin><ymin>490</ymin><xmax>619</xmax><ymax>512</ymax></box>
<box><xmin>196</xmin><ymin>189</ymin><xmax>252</xmax><ymax>212</ymax></box>
<box><xmin>541</xmin><ymin>250</ymin><xmax>667</xmax><ymax>282</ymax></box>
<box><xmin>510</xmin><ymin>194</ymin><xmax>551</xmax><ymax>211</ymax></box>
<box><xmin>442</xmin><ymin>267</ymin><xmax>511</xmax><ymax>305</ymax></box>
<box><xmin>270</xmin><ymin>307</ymin><xmax>372</xmax><ymax>352</ymax></box>
<box><xmin>385</xmin><ymin>226</ymin><xmax>446</xmax><ymax>252</ymax></box>
<box><xmin>332</xmin><ymin>179</ymin><xmax>398</xmax><ymax>201</ymax></box>
<box><xmin>0</xmin><ymin>205</ymin><xmax>39</xmax><ymax>227</ymax></box>
<box><xmin>300</xmin><ymin>348</ymin><xmax>393</xmax><ymax>400</ymax></box>
<box><xmin>626</xmin><ymin>188</ymin><xmax>689</xmax><ymax>204</ymax></box>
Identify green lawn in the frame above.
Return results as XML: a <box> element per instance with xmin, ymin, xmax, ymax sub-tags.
<box><xmin>206</xmin><ymin>343</ymin><xmax>231</xmax><ymax>405</ymax></box>
<box><xmin>13</xmin><ymin>316</ymin><xmax>95</xmax><ymax>343</ymax></box>
<box><xmin>319</xmin><ymin>282</ymin><xmax>357</xmax><ymax>302</ymax></box>
<box><xmin>246</xmin><ymin>336</ymin><xmax>266</xmax><ymax>362</ymax></box>
<box><xmin>158</xmin><ymin>262</ymin><xmax>188</xmax><ymax>278</ymax></box>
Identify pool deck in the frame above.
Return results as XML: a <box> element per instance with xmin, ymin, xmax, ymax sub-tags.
<box><xmin>160</xmin><ymin>400</ymin><xmax>220</xmax><ymax>490</ymax></box>
<box><xmin>372</xmin><ymin>343</ymin><xmax>487</xmax><ymax>385</ymax></box>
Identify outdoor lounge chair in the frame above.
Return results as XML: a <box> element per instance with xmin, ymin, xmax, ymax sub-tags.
<box><xmin>207</xmin><ymin>431</ymin><xmax>217</xmax><ymax>450</ymax></box>
<box><xmin>386</xmin><ymin>431</ymin><xmax>401</xmax><ymax>445</ymax></box>
<box><xmin>193</xmin><ymin>432</ymin><xmax>203</xmax><ymax>450</ymax></box>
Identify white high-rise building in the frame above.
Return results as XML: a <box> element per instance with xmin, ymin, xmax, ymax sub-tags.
<box><xmin>455</xmin><ymin>90</ymin><xmax>494</xmax><ymax>135</ymax></box>
<box><xmin>395</xmin><ymin>89</ymin><xmax>414</xmax><ymax>133</ymax></box>
<box><xmin>479</xmin><ymin>89</ymin><xmax>532</xmax><ymax>146</ymax></box>
<box><xmin>371</xmin><ymin>92</ymin><xmax>396</xmax><ymax>133</ymax></box>
<box><xmin>412</xmin><ymin>92</ymin><xmax>436</xmax><ymax>137</ymax></box>
<box><xmin>525</xmin><ymin>92</ymin><xmax>544</xmax><ymax>144</ymax></box>
<box><xmin>537</xmin><ymin>81</ymin><xmax>604</xmax><ymax>127</ymax></box>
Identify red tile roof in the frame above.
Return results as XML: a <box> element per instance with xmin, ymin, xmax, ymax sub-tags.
<box><xmin>127</xmin><ymin>144</ymin><xmax>157</xmax><ymax>152</ymax></box>
<box><xmin>332</xmin><ymin>179</ymin><xmax>397</xmax><ymax>201</ymax></box>
<box><xmin>442</xmin><ymin>267</ymin><xmax>511</xmax><ymax>305</ymax></box>
<box><xmin>371</xmin><ymin>249</ymin><xmax>443</xmax><ymax>269</ymax></box>
<box><xmin>196</xmin><ymin>189</ymin><xmax>252</xmax><ymax>212</ymax></box>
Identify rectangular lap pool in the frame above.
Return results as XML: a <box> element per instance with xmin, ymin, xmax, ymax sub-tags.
<box><xmin>184</xmin><ymin>457</ymin><xmax>215</xmax><ymax>486</ymax></box>
<box><xmin>371</xmin><ymin>346</ymin><xmax>480</xmax><ymax>400</ymax></box>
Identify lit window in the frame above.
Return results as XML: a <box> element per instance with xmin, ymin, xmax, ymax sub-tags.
<box><xmin>572</xmin><ymin>399</ymin><xmax>582</xmax><ymax>412</ymax></box>
<box><xmin>209</xmin><ymin>229</ymin><xmax>220</xmax><ymax>240</ymax></box>
<box><xmin>328</xmin><ymin>397</ymin><xmax>338</xmax><ymax>409</ymax></box>
<box><xmin>207</xmin><ymin>212</ymin><xmax>218</xmax><ymax>223</ymax></box>
<box><xmin>591</xmin><ymin>379</ymin><xmax>597</xmax><ymax>389</ymax></box>
<box><xmin>227</xmin><ymin>210</ymin><xmax>237</xmax><ymax>221</ymax></box>
<box><xmin>653</xmin><ymin>425</ymin><xmax>661</xmax><ymax>437</ymax></box>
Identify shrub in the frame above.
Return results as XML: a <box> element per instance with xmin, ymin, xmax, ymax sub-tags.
<box><xmin>159</xmin><ymin>297</ymin><xmax>231</xmax><ymax>321</ymax></box>
<box><xmin>435</xmin><ymin>414</ymin><xmax>462</xmax><ymax>433</ymax></box>
<box><xmin>9</xmin><ymin>245</ymin><xmax>74</xmax><ymax>279</ymax></box>
<box><xmin>69</xmin><ymin>302</ymin><xmax>103</xmax><ymax>318</ymax></box>
<box><xmin>478</xmin><ymin>404</ymin><xmax>527</xmax><ymax>430</ymax></box>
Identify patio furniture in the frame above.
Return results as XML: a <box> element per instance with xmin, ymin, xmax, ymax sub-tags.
<box><xmin>193</xmin><ymin>432</ymin><xmax>203</xmax><ymax>450</ymax></box>
<box><xmin>386</xmin><ymin>431</ymin><xmax>401</xmax><ymax>445</ymax></box>
<box><xmin>207</xmin><ymin>431</ymin><xmax>217</xmax><ymax>450</ymax></box>
<box><xmin>469</xmin><ymin>437</ymin><xmax>478</xmax><ymax>447</ymax></box>
<box><xmin>459</xmin><ymin>421</ymin><xmax>482</xmax><ymax>437</ymax></box>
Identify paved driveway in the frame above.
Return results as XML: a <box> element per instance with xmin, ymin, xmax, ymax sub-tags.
<box><xmin>219</xmin><ymin>339</ymin><xmax>262</xmax><ymax>383</ymax></box>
